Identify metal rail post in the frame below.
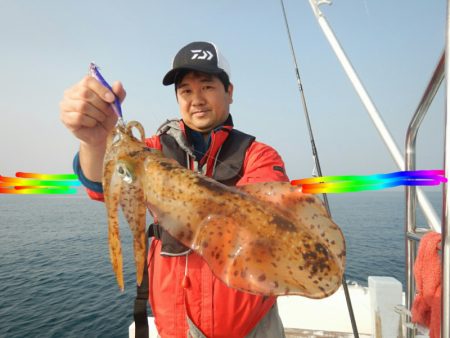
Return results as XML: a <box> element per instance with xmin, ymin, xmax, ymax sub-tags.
<box><xmin>405</xmin><ymin>52</ymin><xmax>444</xmax><ymax>338</ymax></box>
<box><xmin>442</xmin><ymin>1</ymin><xmax>450</xmax><ymax>337</ymax></box>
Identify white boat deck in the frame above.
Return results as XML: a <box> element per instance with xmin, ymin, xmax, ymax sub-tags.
<box><xmin>278</xmin><ymin>284</ymin><xmax>371</xmax><ymax>337</ymax></box>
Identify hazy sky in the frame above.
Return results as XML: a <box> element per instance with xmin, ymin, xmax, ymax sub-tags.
<box><xmin>0</xmin><ymin>0</ymin><xmax>446</xmax><ymax>182</ymax></box>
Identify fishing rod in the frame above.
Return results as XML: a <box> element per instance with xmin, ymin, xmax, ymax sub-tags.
<box><xmin>278</xmin><ymin>0</ymin><xmax>359</xmax><ymax>336</ymax></box>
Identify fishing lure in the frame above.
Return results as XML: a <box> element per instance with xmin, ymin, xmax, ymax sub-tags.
<box><xmin>88</xmin><ymin>62</ymin><xmax>125</xmax><ymax>126</ymax></box>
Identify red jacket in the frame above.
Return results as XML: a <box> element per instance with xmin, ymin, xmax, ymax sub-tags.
<box><xmin>84</xmin><ymin>120</ymin><xmax>289</xmax><ymax>337</ymax></box>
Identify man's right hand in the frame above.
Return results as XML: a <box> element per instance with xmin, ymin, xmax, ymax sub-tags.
<box><xmin>59</xmin><ymin>76</ymin><xmax>126</xmax><ymax>146</ymax></box>
<box><xmin>59</xmin><ymin>76</ymin><xmax>126</xmax><ymax>182</ymax></box>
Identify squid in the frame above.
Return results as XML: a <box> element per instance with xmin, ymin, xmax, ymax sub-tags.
<box><xmin>102</xmin><ymin>120</ymin><xmax>346</xmax><ymax>299</ymax></box>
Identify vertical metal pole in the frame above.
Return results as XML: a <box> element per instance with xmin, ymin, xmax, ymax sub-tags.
<box><xmin>405</xmin><ymin>106</ymin><xmax>418</xmax><ymax>338</ymax></box>
<box><xmin>442</xmin><ymin>1</ymin><xmax>450</xmax><ymax>337</ymax></box>
<box><xmin>405</xmin><ymin>199</ymin><xmax>417</xmax><ymax>338</ymax></box>
<box><xmin>405</xmin><ymin>51</ymin><xmax>445</xmax><ymax>338</ymax></box>
<box><xmin>308</xmin><ymin>0</ymin><xmax>441</xmax><ymax>233</ymax></box>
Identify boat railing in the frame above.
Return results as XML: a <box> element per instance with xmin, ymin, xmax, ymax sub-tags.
<box><xmin>308</xmin><ymin>0</ymin><xmax>449</xmax><ymax>337</ymax></box>
<box><xmin>405</xmin><ymin>51</ymin><xmax>445</xmax><ymax>338</ymax></box>
<box><xmin>308</xmin><ymin>0</ymin><xmax>442</xmax><ymax>232</ymax></box>
<box><xmin>442</xmin><ymin>3</ymin><xmax>450</xmax><ymax>337</ymax></box>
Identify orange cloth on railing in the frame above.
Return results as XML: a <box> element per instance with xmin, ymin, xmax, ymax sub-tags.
<box><xmin>411</xmin><ymin>231</ymin><xmax>442</xmax><ymax>338</ymax></box>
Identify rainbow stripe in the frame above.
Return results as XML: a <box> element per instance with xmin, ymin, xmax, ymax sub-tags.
<box><xmin>291</xmin><ymin>170</ymin><xmax>447</xmax><ymax>194</ymax></box>
<box><xmin>0</xmin><ymin>172</ymin><xmax>80</xmax><ymax>194</ymax></box>
<box><xmin>0</xmin><ymin>187</ymin><xmax>78</xmax><ymax>194</ymax></box>
<box><xmin>15</xmin><ymin>172</ymin><xmax>78</xmax><ymax>180</ymax></box>
<box><xmin>1</xmin><ymin>170</ymin><xmax>447</xmax><ymax>195</ymax></box>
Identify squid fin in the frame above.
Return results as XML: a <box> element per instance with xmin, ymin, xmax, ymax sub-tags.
<box><xmin>190</xmin><ymin>214</ymin><xmax>319</xmax><ymax>297</ymax></box>
<box><xmin>239</xmin><ymin>181</ymin><xmax>346</xmax><ymax>271</ymax></box>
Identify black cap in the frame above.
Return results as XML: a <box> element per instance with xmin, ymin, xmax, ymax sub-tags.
<box><xmin>163</xmin><ymin>41</ymin><xmax>231</xmax><ymax>86</ymax></box>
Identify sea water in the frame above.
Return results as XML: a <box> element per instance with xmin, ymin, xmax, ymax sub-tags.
<box><xmin>0</xmin><ymin>191</ymin><xmax>442</xmax><ymax>337</ymax></box>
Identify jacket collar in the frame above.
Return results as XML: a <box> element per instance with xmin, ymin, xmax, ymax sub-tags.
<box><xmin>183</xmin><ymin>114</ymin><xmax>234</xmax><ymax>161</ymax></box>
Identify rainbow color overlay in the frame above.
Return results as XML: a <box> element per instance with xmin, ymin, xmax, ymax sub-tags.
<box><xmin>0</xmin><ymin>170</ymin><xmax>447</xmax><ymax>195</ymax></box>
<box><xmin>291</xmin><ymin>170</ymin><xmax>447</xmax><ymax>194</ymax></box>
<box><xmin>0</xmin><ymin>172</ymin><xmax>81</xmax><ymax>194</ymax></box>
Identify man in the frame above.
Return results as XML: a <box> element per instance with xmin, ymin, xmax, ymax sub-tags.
<box><xmin>60</xmin><ymin>41</ymin><xmax>288</xmax><ymax>337</ymax></box>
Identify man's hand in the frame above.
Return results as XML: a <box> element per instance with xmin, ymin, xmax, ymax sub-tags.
<box><xmin>59</xmin><ymin>76</ymin><xmax>126</xmax><ymax>147</ymax></box>
<box><xmin>59</xmin><ymin>76</ymin><xmax>126</xmax><ymax>182</ymax></box>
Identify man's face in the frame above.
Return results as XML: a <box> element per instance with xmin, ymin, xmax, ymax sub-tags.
<box><xmin>176</xmin><ymin>71</ymin><xmax>233</xmax><ymax>133</ymax></box>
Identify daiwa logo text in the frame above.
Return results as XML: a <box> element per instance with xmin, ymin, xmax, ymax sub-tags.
<box><xmin>191</xmin><ymin>49</ymin><xmax>214</xmax><ymax>60</ymax></box>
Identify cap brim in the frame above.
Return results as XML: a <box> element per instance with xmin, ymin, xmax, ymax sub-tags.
<box><xmin>162</xmin><ymin>66</ymin><xmax>225</xmax><ymax>86</ymax></box>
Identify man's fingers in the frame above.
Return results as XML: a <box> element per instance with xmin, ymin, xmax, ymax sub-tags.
<box><xmin>61</xmin><ymin>111</ymin><xmax>99</xmax><ymax>130</ymax></box>
<box><xmin>64</xmin><ymin>77</ymin><xmax>116</xmax><ymax>116</ymax></box>
<box><xmin>112</xmin><ymin>81</ymin><xmax>126</xmax><ymax>103</ymax></box>
<box><xmin>61</xmin><ymin>98</ymin><xmax>110</xmax><ymax>125</ymax></box>
<box><xmin>59</xmin><ymin>75</ymin><xmax>122</xmax><ymax>147</ymax></box>
<box><xmin>102</xmin><ymin>112</ymin><xmax>119</xmax><ymax>131</ymax></box>
<box><xmin>80</xmin><ymin>76</ymin><xmax>116</xmax><ymax>103</ymax></box>
<box><xmin>81</xmin><ymin>76</ymin><xmax>126</xmax><ymax>105</ymax></box>
<box><xmin>62</xmin><ymin>109</ymin><xmax>117</xmax><ymax>133</ymax></box>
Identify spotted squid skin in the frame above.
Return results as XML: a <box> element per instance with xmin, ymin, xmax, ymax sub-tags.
<box><xmin>103</xmin><ymin>147</ymin><xmax>125</xmax><ymax>291</ymax></box>
<box><xmin>143</xmin><ymin>158</ymin><xmax>345</xmax><ymax>298</ymax></box>
<box><xmin>103</xmin><ymin>122</ymin><xmax>150</xmax><ymax>291</ymax></box>
<box><xmin>103</xmin><ymin>121</ymin><xmax>346</xmax><ymax>298</ymax></box>
<box><xmin>119</xmin><ymin>173</ymin><xmax>147</xmax><ymax>287</ymax></box>
<box><xmin>239</xmin><ymin>183</ymin><xmax>346</xmax><ymax>274</ymax></box>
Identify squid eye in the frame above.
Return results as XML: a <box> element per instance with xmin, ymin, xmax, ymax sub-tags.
<box><xmin>117</xmin><ymin>164</ymin><xmax>133</xmax><ymax>183</ymax></box>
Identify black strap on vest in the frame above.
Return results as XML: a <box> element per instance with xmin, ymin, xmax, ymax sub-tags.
<box><xmin>133</xmin><ymin>226</ymin><xmax>154</xmax><ymax>338</ymax></box>
<box><xmin>134</xmin><ymin>273</ymin><xmax>149</xmax><ymax>338</ymax></box>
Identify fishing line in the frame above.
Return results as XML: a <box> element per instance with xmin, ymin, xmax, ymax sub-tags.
<box><xmin>278</xmin><ymin>0</ymin><xmax>360</xmax><ymax>336</ymax></box>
